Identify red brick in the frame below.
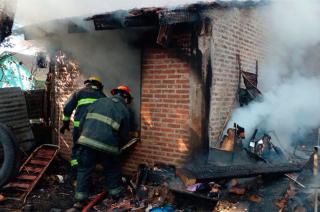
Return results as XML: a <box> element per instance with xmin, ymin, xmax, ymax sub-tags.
<box><xmin>124</xmin><ymin>47</ymin><xmax>192</xmax><ymax>171</ymax></box>
<box><xmin>175</xmin><ymin>90</ymin><xmax>189</xmax><ymax>94</ymax></box>
<box><xmin>176</xmin><ymin>80</ymin><xmax>189</xmax><ymax>84</ymax></box>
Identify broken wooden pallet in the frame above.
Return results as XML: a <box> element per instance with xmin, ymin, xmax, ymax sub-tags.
<box><xmin>2</xmin><ymin>144</ymin><xmax>59</xmax><ymax>203</ymax></box>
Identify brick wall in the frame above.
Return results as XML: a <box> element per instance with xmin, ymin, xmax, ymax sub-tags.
<box><xmin>49</xmin><ymin>7</ymin><xmax>268</xmax><ymax>169</ymax></box>
<box><xmin>203</xmin><ymin>8</ymin><xmax>268</xmax><ymax>147</ymax></box>
<box><xmin>49</xmin><ymin>52</ymin><xmax>84</xmax><ymax>159</ymax></box>
<box><xmin>123</xmin><ymin>48</ymin><xmax>192</xmax><ymax>173</ymax></box>
<box><xmin>50</xmin><ymin>49</ymin><xmax>193</xmax><ymax>172</ymax></box>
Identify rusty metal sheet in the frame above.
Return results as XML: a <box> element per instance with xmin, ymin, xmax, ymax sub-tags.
<box><xmin>0</xmin><ymin>87</ymin><xmax>34</xmax><ymax>150</ymax></box>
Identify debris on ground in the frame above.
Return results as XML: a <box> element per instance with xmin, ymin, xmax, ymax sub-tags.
<box><xmin>213</xmin><ymin>200</ymin><xmax>249</xmax><ymax>212</ymax></box>
<box><xmin>0</xmin><ymin>155</ymin><xmax>75</xmax><ymax>211</ymax></box>
<box><xmin>248</xmin><ymin>194</ymin><xmax>262</xmax><ymax>203</ymax></box>
<box><xmin>87</xmin><ymin>163</ymin><xmax>177</xmax><ymax>211</ymax></box>
<box><xmin>0</xmin><ymin>128</ymin><xmax>317</xmax><ymax>211</ymax></box>
<box><xmin>1</xmin><ymin>144</ymin><xmax>59</xmax><ymax>204</ymax></box>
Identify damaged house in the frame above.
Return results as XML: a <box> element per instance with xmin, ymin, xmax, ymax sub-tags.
<box><xmin>21</xmin><ymin>1</ymin><xmax>269</xmax><ymax>172</ymax></box>
<box><xmin>2</xmin><ymin>0</ymin><xmax>318</xmax><ymax>210</ymax></box>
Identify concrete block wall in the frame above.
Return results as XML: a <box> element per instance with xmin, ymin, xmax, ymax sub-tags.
<box><xmin>204</xmin><ymin>8</ymin><xmax>268</xmax><ymax>147</ymax></box>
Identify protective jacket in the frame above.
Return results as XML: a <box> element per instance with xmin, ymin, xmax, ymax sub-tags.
<box><xmin>62</xmin><ymin>85</ymin><xmax>106</xmax><ymax>127</ymax></box>
<box><xmin>78</xmin><ymin>95</ymin><xmax>130</xmax><ymax>155</ymax></box>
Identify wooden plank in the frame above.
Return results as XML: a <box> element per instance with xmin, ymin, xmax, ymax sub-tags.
<box><xmin>16</xmin><ymin>175</ymin><xmax>37</xmax><ymax>181</ymax></box>
<box><xmin>0</xmin><ymin>115</ymin><xmax>29</xmax><ymax>123</ymax></box>
<box><xmin>0</xmin><ymin>102</ymin><xmax>26</xmax><ymax>109</ymax></box>
<box><xmin>5</xmin><ymin>121</ymin><xmax>30</xmax><ymax>129</ymax></box>
<box><xmin>0</xmin><ymin>99</ymin><xmax>24</xmax><ymax>105</ymax></box>
<box><xmin>0</xmin><ymin>89</ymin><xmax>22</xmax><ymax>96</ymax></box>
<box><xmin>183</xmin><ymin>162</ymin><xmax>304</xmax><ymax>181</ymax></box>
<box><xmin>0</xmin><ymin>110</ymin><xmax>27</xmax><ymax>119</ymax></box>
<box><xmin>8</xmin><ymin>182</ymin><xmax>31</xmax><ymax>189</ymax></box>
<box><xmin>0</xmin><ymin>87</ymin><xmax>34</xmax><ymax>148</ymax></box>
<box><xmin>29</xmin><ymin>160</ymin><xmax>50</xmax><ymax>166</ymax></box>
<box><xmin>0</xmin><ymin>97</ymin><xmax>26</xmax><ymax>104</ymax></box>
<box><xmin>23</xmin><ymin>166</ymin><xmax>42</xmax><ymax>173</ymax></box>
<box><xmin>37</xmin><ymin>149</ymin><xmax>56</xmax><ymax>155</ymax></box>
<box><xmin>0</xmin><ymin>106</ymin><xmax>29</xmax><ymax>114</ymax></box>
<box><xmin>34</xmin><ymin>152</ymin><xmax>55</xmax><ymax>159</ymax></box>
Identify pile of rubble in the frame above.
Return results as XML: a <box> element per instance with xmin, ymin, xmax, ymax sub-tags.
<box><xmin>0</xmin><ymin>124</ymin><xmax>318</xmax><ymax>211</ymax></box>
<box><xmin>89</xmin><ymin>164</ymin><xmax>177</xmax><ymax>211</ymax></box>
<box><xmin>0</xmin><ymin>152</ymin><xmax>317</xmax><ymax>211</ymax></box>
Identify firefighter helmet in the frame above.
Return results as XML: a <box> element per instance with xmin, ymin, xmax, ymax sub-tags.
<box><xmin>111</xmin><ymin>85</ymin><xmax>133</xmax><ymax>103</ymax></box>
<box><xmin>88</xmin><ymin>76</ymin><xmax>102</xmax><ymax>84</ymax></box>
<box><xmin>84</xmin><ymin>75</ymin><xmax>103</xmax><ymax>87</ymax></box>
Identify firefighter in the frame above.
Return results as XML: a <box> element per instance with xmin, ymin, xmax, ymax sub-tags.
<box><xmin>60</xmin><ymin>76</ymin><xmax>106</xmax><ymax>170</ymax></box>
<box><xmin>69</xmin><ymin>85</ymin><xmax>132</xmax><ymax>211</ymax></box>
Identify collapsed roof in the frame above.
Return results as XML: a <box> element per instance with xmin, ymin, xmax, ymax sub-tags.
<box><xmin>16</xmin><ymin>0</ymin><xmax>267</xmax><ymax>39</ymax></box>
<box><xmin>85</xmin><ymin>0</ymin><xmax>267</xmax><ymax>30</ymax></box>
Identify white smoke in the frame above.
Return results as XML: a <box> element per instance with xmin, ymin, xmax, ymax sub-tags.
<box><xmin>230</xmin><ymin>74</ymin><xmax>320</xmax><ymax>144</ymax></box>
<box><xmin>14</xmin><ymin>0</ymin><xmax>217</xmax><ymax>26</ymax></box>
<box><xmin>229</xmin><ymin>0</ymin><xmax>320</xmax><ymax>148</ymax></box>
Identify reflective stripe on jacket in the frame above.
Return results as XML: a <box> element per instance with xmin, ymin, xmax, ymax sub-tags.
<box><xmin>63</xmin><ymin>85</ymin><xmax>105</xmax><ymax>127</ymax></box>
<box><xmin>78</xmin><ymin>96</ymin><xmax>130</xmax><ymax>154</ymax></box>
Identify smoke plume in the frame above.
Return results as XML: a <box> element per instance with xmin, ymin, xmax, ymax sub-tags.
<box><xmin>14</xmin><ymin>0</ymin><xmax>214</xmax><ymax>26</ymax></box>
<box><xmin>229</xmin><ymin>0</ymin><xmax>320</xmax><ymax>149</ymax></box>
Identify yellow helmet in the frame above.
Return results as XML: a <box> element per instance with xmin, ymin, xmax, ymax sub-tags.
<box><xmin>88</xmin><ymin>76</ymin><xmax>102</xmax><ymax>84</ymax></box>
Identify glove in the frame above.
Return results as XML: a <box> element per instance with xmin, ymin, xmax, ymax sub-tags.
<box><xmin>60</xmin><ymin>121</ymin><xmax>70</xmax><ymax>134</ymax></box>
<box><xmin>129</xmin><ymin>131</ymin><xmax>139</xmax><ymax>138</ymax></box>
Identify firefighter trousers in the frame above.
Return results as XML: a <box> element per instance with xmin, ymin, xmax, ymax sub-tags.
<box><xmin>75</xmin><ymin>145</ymin><xmax>124</xmax><ymax>201</ymax></box>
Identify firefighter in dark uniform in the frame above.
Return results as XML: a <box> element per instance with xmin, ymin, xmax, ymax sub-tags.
<box><xmin>60</xmin><ymin>76</ymin><xmax>106</xmax><ymax>169</ymax></box>
<box><xmin>69</xmin><ymin>85</ymin><xmax>132</xmax><ymax>211</ymax></box>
